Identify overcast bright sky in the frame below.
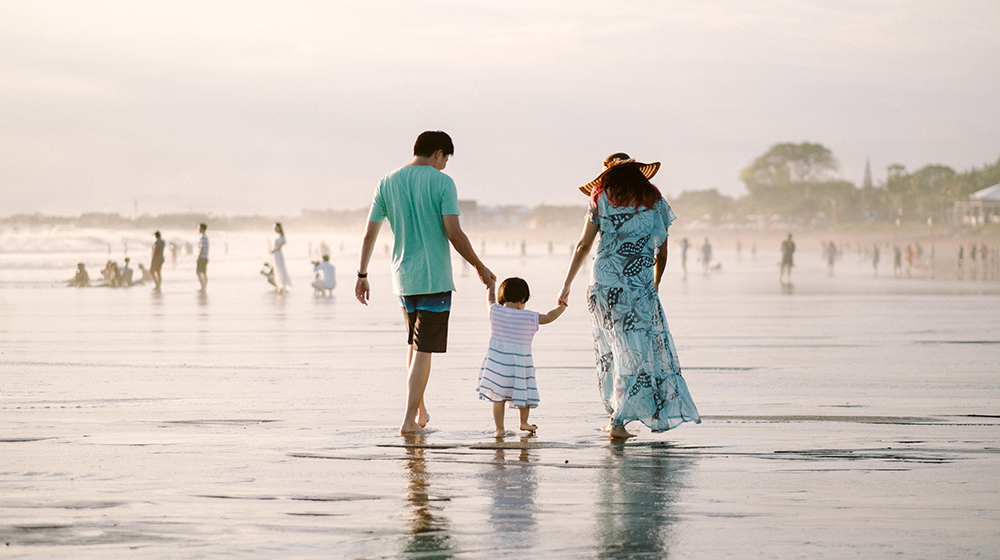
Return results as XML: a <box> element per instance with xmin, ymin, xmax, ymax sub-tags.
<box><xmin>2</xmin><ymin>0</ymin><xmax>998</xmax><ymax>217</ymax></box>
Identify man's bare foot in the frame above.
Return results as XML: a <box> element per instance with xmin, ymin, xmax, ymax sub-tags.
<box><xmin>416</xmin><ymin>410</ymin><xmax>430</xmax><ymax>428</ymax></box>
<box><xmin>494</xmin><ymin>429</ymin><xmax>507</xmax><ymax>438</ymax></box>
<box><xmin>519</xmin><ymin>422</ymin><xmax>537</xmax><ymax>432</ymax></box>
<box><xmin>399</xmin><ymin>421</ymin><xmax>425</xmax><ymax>435</ymax></box>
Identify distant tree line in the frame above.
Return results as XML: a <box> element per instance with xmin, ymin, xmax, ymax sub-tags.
<box><xmin>673</xmin><ymin>142</ymin><xmax>1000</xmax><ymax>228</ymax></box>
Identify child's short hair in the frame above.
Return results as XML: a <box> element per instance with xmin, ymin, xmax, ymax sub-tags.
<box><xmin>497</xmin><ymin>277</ymin><xmax>530</xmax><ymax>305</ymax></box>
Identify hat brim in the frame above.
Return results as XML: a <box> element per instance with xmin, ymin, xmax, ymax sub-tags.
<box><xmin>579</xmin><ymin>161</ymin><xmax>661</xmax><ymax>195</ymax></box>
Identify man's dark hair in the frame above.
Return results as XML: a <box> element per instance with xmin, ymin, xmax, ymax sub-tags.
<box><xmin>199</xmin><ymin>223</ymin><xmax>207</xmax><ymax>231</ymax></box>
<box><xmin>497</xmin><ymin>277</ymin><xmax>530</xmax><ymax>305</ymax></box>
<box><xmin>154</xmin><ymin>231</ymin><xmax>161</xmax><ymax>239</ymax></box>
<box><xmin>413</xmin><ymin>131</ymin><xmax>454</xmax><ymax>158</ymax></box>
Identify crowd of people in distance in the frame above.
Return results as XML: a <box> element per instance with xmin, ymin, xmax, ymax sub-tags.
<box><xmin>956</xmin><ymin>241</ymin><xmax>999</xmax><ymax>281</ymax></box>
<box><xmin>67</xmin><ymin>223</ymin><xmax>338</xmax><ymax>296</ymax></box>
<box><xmin>667</xmin><ymin>232</ymin><xmax>997</xmax><ymax>286</ymax></box>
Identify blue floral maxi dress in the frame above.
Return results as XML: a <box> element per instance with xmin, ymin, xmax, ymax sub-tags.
<box><xmin>586</xmin><ymin>194</ymin><xmax>701</xmax><ymax>432</ymax></box>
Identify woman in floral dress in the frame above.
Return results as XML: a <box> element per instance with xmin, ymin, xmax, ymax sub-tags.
<box><xmin>559</xmin><ymin>153</ymin><xmax>700</xmax><ymax>438</ymax></box>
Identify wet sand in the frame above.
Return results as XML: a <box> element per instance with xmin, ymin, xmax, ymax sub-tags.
<box><xmin>2</xmin><ymin>232</ymin><xmax>999</xmax><ymax>558</ymax></box>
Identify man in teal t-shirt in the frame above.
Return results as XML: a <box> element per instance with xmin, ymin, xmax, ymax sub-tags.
<box><xmin>355</xmin><ymin>130</ymin><xmax>494</xmax><ymax>434</ymax></box>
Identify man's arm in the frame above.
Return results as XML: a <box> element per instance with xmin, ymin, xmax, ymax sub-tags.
<box><xmin>355</xmin><ymin>220</ymin><xmax>382</xmax><ymax>305</ymax></box>
<box><xmin>442</xmin><ymin>214</ymin><xmax>495</xmax><ymax>287</ymax></box>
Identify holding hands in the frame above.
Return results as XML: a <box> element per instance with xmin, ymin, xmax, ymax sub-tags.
<box><xmin>557</xmin><ymin>284</ymin><xmax>571</xmax><ymax>307</ymax></box>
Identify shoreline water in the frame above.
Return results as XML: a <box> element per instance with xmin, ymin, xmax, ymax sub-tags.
<box><xmin>2</xmin><ymin>231</ymin><xmax>999</xmax><ymax>558</ymax></box>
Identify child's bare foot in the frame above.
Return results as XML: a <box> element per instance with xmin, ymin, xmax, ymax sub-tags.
<box><xmin>519</xmin><ymin>422</ymin><xmax>537</xmax><ymax>432</ymax></box>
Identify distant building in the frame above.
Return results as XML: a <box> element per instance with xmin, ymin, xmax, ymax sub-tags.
<box><xmin>954</xmin><ymin>184</ymin><xmax>1000</xmax><ymax>226</ymax></box>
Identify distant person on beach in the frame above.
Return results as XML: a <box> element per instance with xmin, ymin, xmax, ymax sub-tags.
<box><xmin>559</xmin><ymin>152</ymin><xmax>700</xmax><ymax>439</ymax></box>
<box><xmin>101</xmin><ymin>260</ymin><xmax>116</xmax><ymax>286</ymax></box>
<box><xmin>969</xmin><ymin>242</ymin><xmax>978</xmax><ymax>279</ymax></box>
<box><xmin>151</xmin><ymin>231</ymin><xmax>165</xmax><ymax>291</ymax></box>
<box><xmin>699</xmin><ymin>237</ymin><xmax>712</xmax><ymax>275</ymax></box>
<box><xmin>956</xmin><ymin>245</ymin><xmax>964</xmax><ymax>280</ymax></box>
<box><xmin>680</xmin><ymin>237</ymin><xmax>690</xmax><ymax>278</ymax></box>
<box><xmin>780</xmin><ymin>233</ymin><xmax>795</xmax><ymax>283</ymax></box>
<box><xmin>271</xmin><ymin>222</ymin><xmax>291</xmax><ymax>294</ymax></box>
<box><xmin>826</xmin><ymin>241</ymin><xmax>837</xmax><ymax>276</ymax></box>
<box><xmin>68</xmin><ymin>262</ymin><xmax>91</xmax><ymax>287</ymax></box>
<box><xmin>980</xmin><ymin>243</ymin><xmax>988</xmax><ymax>281</ymax></box>
<box><xmin>121</xmin><ymin>258</ymin><xmax>134</xmax><ymax>286</ymax></box>
<box><xmin>476</xmin><ymin>277</ymin><xmax>565</xmax><ymax>436</ymax></box>
<box><xmin>872</xmin><ymin>244</ymin><xmax>880</xmax><ymax>277</ymax></box>
<box><xmin>893</xmin><ymin>244</ymin><xmax>903</xmax><ymax>277</ymax></box>
<box><xmin>312</xmin><ymin>255</ymin><xmax>336</xmax><ymax>296</ymax></box>
<box><xmin>355</xmin><ymin>130</ymin><xmax>495</xmax><ymax>434</ymax></box>
<box><xmin>137</xmin><ymin>263</ymin><xmax>153</xmax><ymax>284</ymax></box>
<box><xmin>196</xmin><ymin>223</ymin><xmax>208</xmax><ymax>293</ymax></box>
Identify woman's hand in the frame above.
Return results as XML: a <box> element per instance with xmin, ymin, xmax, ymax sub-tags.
<box><xmin>557</xmin><ymin>285</ymin><xmax>571</xmax><ymax>307</ymax></box>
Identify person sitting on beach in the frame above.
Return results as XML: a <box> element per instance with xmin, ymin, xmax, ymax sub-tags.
<box><xmin>312</xmin><ymin>255</ymin><xmax>337</xmax><ymax>296</ymax></box>
<box><xmin>68</xmin><ymin>262</ymin><xmax>91</xmax><ymax>287</ymax></box>
<box><xmin>476</xmin><ymin>277</ymin><xmax>565</xmax><ymax>436</ymax></box>
<box><xmin>135</xmin><ymin>263</ymin><xmax>152</xmax><ymax>284</ymax></box>
<box><xmin>355</xmin><ymin>130</ymin><xmax>494</xmax><ymax>434</ymax></box>
<box><xmin>101</xmin><ymin>260</ymin><xmax>123</xmax><ymax>287</ymax></box>
<box><xmin>121</xmin><ymin>258</ymin><xmax>134</xmax><ymax>287</ymax></box>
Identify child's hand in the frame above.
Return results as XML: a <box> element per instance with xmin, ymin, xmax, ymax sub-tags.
<box><xmin>486</xmin><ymin>278</ymin><xmax>497</xmax><ymax>305</ymax></box>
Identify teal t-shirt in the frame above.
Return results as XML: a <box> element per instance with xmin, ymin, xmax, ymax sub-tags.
<box><xmin>367</xmin><ymin>165</ymin><xmax>461</xmax><ymax>296</ymax></box>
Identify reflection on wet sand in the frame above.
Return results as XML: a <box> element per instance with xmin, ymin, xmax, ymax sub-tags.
<box><xmin>596</xmin><ymin>443</ymin><xmax>692</xmax><ymax>559</ymax></box>
<box><xmin>482</xmin><ymin>434</ymin><xmax>538</xmax><ymax>551</ymax></box>
<box><xmin>402</xmin><ymin>434</ymin><xmax>452</xmax><ymax>559</ymax></box>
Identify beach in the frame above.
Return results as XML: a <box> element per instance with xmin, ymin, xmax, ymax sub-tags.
<box><xmin>2</xmin><ymin>228</ymin><xmax>999</xmax><ymax>558</ymax></box>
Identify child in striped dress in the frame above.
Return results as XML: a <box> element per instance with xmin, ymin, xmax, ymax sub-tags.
<box><xmin>476</xmin><ymin>277</ymin><xmax>566</xmax><ymax>435</ymax></box>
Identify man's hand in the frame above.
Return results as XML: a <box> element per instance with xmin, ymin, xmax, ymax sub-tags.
<box><xmin>476</xmin><ymin>264</ymin><xmax>496</xmax><ymax>287</ymax></box>
<box><xmin>355</xmin><ymin>277</ymin><xmax>370</xmax><ymax>305</ymax></box>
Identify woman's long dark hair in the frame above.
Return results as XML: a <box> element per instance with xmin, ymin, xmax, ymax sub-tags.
<box><xmin>590</xmin><ymin>164</ymin><xmax>662</xmax><ymax>210</ymax></box>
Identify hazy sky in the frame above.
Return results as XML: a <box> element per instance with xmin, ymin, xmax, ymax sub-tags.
<box><xmin>3</xmin><ymin>1</ymin><xmax>998</xmax><ymax>217</ymax></box>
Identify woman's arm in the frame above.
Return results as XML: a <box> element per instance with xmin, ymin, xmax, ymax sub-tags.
<box><xmin>558</xmin><ymin>215</ymin><xmax>599</xmax><ymax>306</ymax></box>
<box><xmin>654</xmin><ymin>236</ymin><xmax>669</xmax><ymax>290</ymax></box>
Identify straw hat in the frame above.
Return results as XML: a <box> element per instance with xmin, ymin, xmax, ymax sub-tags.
<box><xmin>578</xmin><ymin>152</ymin><xmax>661</xmax><ymax>195</ymax></box>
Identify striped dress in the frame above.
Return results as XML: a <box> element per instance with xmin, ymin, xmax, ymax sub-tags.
<box><xmin>476</xmin><ymin>304</ymin><xmax>540</xmax><ymax>408</ymax></box>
